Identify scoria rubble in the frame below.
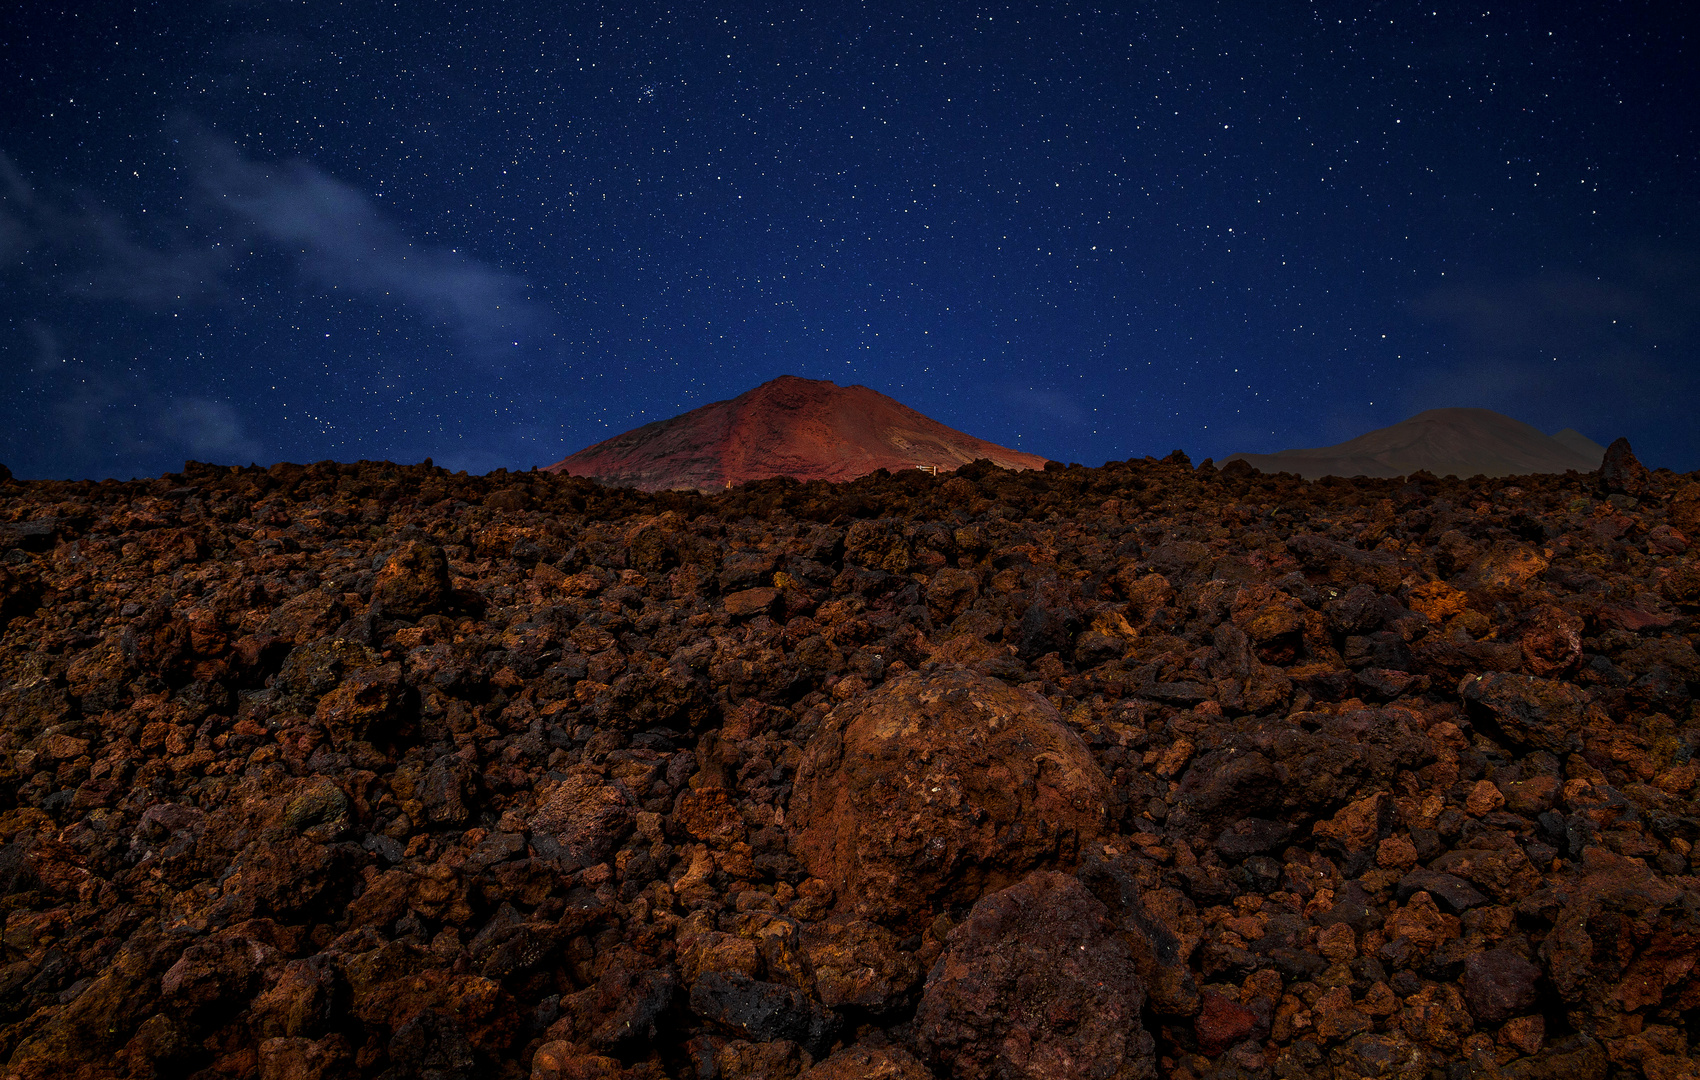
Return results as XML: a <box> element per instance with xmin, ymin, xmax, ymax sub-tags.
<box><xmin>0</xmin><ymin>442</ymin><xmax>1696</xmax><ymax>1080</ymax></box>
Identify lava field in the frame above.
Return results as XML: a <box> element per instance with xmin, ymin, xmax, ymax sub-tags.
<box><xmin>0</xmin><ymin>444</ymin><xmax>1696</xmax><ymax>1080</ymax></box>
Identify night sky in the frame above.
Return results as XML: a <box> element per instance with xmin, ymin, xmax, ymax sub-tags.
<box><xmin>3</xmin><ymin>2</ymin><xmax>1696</xmax><ymax>481</ymax></box>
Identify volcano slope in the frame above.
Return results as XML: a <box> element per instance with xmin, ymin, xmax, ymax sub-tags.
<box><xmin>0</xmin><ymin>447</ymin><xmax>1697</xmax><ymax>1080</ymax></box>
<box><xmin>544</xmin><ymin>375</ymin><xmax>1050</xmax><ymax>492</ymax></box>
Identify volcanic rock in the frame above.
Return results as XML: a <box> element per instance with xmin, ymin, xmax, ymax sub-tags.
<box><xmin>1224</xmin><ymin>407</ymin><xmax>1609</xmax><ymax>479</ymax></box>
<box><xmin>544</xmin><ymin>375</ymin><xmax>1049</xmax><ymax>491</ymax></box>
<box><xmin>0</xmin><ymin>449</ymin><xmax>1696</xmax><ymax>1080</ymax></box>
<box><xmin>688</xmin><ymin>971</ymin><xmax>840</xmax><ymax>1056</ymax></box>
<box><xmin>799</xmin><ymin>1045</ymin><xmax>934</xmax><ymax>1080</ymax></box>
<box><xmin>913</xmin><ymin>871</ymin><xmax>1156</xmax><ymax>1080</ymax></box>
<box><xmin>1599</xmin><ymin>436</ymin><xmax>1651</xmax><ymax>496</ymax></box>
<box><xmin>788</xmin><ymin>669</ymin><xmax>1110</xmax><ymax>926</ymax></box>
<box><xmin>1461</xmin><ymin>947</ymin><xmax>1543</xmax><ymax>1022</ymax></box>
<box><xmin>372</xmin><ymin>538</ymin><xmax>452</xmax><ymax>620</ymax></box>
<box><xmin>1458</xmin><ymin>671</ymin><xmax>1600</xmax><ymax>755</ymax></box>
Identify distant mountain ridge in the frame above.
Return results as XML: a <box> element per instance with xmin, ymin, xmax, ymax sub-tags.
<box><xmin>543</xmin><ymin>376</ymin><xmax>1051</xmax><ymax>491</ymax></box>
<box><xmin>1551</xmin><ymin>428</ymin><xmax>1608</xmax><ymax>464</ymax></box>
<box><xmin>1225</xmin><ymin>408</ymin><xmax>1606</xmax><ymax>480</ymax></box>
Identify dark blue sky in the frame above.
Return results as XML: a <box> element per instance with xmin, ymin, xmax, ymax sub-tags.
<box><xmin>3</xmin><ymin>1</ymin><xmax>1695</xmax><ymax>479</ymax></box>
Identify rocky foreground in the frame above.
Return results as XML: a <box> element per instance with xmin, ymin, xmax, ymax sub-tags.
<box><xmin>0</xmin><ymin>445</ymin><xmax>1696</xmax><ymax>1080</ymax></box>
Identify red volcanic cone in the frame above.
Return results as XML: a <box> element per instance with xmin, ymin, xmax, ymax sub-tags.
<box><xmin>543</xmin><ymin>376</ymin><xmax>1051</xmax><ymax>491</ymax></box>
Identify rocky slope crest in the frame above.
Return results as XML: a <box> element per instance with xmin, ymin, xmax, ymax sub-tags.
<box><xmin>0</xmin><ymin>442</ymin><xmax>1696</xmax><ymax>1080</ymax></box>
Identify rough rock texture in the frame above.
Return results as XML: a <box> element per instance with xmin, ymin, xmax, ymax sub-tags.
<box><xmin>789</xmin><ymin>669</ymin><xmax>1109</xmax><ymax>925</ymax></box>
<box><xmin>914</xmin><ymin>871</ymin><xmax>1155</xmax><ymax>1080</ymax></box>
<box><xmin>543</xmin><ymin>376</ymin><xmax>1050</xmax><ymax>491</ymax></box>
<box><xmin>800</xmin><ymin>1044</ymin><xmax>934</xmax><ymax>1080</ymax></box>
<box><xmin>0</xmin><ymin>440</ymin><xmax>1696</xmax><ymax>1080</ymax></box>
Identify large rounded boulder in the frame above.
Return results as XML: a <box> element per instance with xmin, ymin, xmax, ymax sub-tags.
<box><xmin>788</xmin><ymin>669</ymin><xmax>1109</xmax><ymax>926</ymax></box>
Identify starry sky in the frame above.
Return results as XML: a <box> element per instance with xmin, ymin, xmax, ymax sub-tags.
<box><xmin>2</xmin><ymin>1</ymin><xmax>1696</xmax><ymax>480</ymax></box>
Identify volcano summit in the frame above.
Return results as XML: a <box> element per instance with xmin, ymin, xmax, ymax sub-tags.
<box><xmin>544</xmin><ymin>376</ymin><xmax>1050</xmax><ymax>491</ymax></box>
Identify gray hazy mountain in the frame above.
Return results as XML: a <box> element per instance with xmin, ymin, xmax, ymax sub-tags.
<box><xmin>1550</xmin><ymin>428</ymin><xmax>1608</xmax><ymax>467</ymax></box>
<box><xmin>1224</xmin><ymin>408</ymin><xmax>1606</xmax><ymax>480</ymax></box>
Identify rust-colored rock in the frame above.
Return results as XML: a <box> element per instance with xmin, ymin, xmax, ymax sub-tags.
<box><xmin>526</xmin><ymin>773</ymin><xmax>637</xmax><ymax>866</ymax></box>
<box><xmin>802</xmin><ymin>917</ymin><xmax>923</xmax><ymax>1013</ymax></box>
<box><xmin>372</xmin><ymin>538</ymin><xmax>452</xmax><ymax>620</ymax></box>
<box><xmin>789</xmin><ymin>669</ymin><xmax>1109</xmax><ymax>925</ymax></box>
<box><xmin>799</xmin><ymin>1045</ymin><xmax>934</xmax><ymax>1080</ymax></box>
<box><xmin>529</xmin><ymin>1041</ymin><xmax>628</xmax><ymax>1080</ymax></box>
<box><xmin>1461</xmin><ymin>948</ymin><xmax>1542</xmax><ymax>1023</ymax></box>
<box><xmin>1458</xmin><ymin>671</ymin><xmax>1600</xmax><ymax>755</ymax></box>
<box><xmin>2</xmin><ymin>446</ymin><xmax>1697</xmax><ymax>1080</ymax></box>
<box><xmin>913</xmin><ymin>871</ymin><xmax>1156</xmax><ymax>1080</ymax></box>
<box><xmin>1195</xmin><ymin>990</ymin><xmax>1260</xmax><ymax>1056</ymax></box>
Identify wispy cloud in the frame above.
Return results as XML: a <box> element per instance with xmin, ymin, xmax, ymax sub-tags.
<box><xmin>25</xmin><ymin>321</ymin><xmax>61</xmax><ymax>372</ymax></box>
<box><xmin>0</xmin><ymin>149</ymin><xmax>232</xmax><ymax>307</ymax></box>
<box><xmin>1002</xmin><ymin>384</ymin><xmax>1087</xmax><ymax>425</ymax></box>
<box><xmin>158</xmin><ymin>397</ymin><xmax>265</xmax><ymax>463</ymax></box>
<box><xmin>67</xmin><ymin>203</ymin><xmax>234</xmax><ymax>306</ymax></box>
<box><xmin>0</xmin><ymin>134</ymin><xmax>542</xmax><ymax>361</ymax></box>
<box><xmin>0</xmin><ymin>152</ymin><xmax>37</xmax><ymax>262</ymax></box>
<box><xmin>48</xmin><ymin>373</ymin><xmax>267</xmax><ymax>477</ymax></box>
<box><xmin>190</xmin><ymin>135</ymin><xmax>539</xmax><ymax>357</ymax></box>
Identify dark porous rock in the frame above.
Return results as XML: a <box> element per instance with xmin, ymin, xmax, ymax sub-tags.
<box><xmin>1075</xmin><ymin>853</ymin><xmax>1201</xmax><ymax>1018</ymax></box>
<box><xmin>1194</xmin><ymin>990</ymin><xmax>1261</xmax><ymax>1056</ymax></box>
<box><xmin>1314</xmin><ymin>880</ymin><xmax>1385</xmax><ymax>933</ymax></box>
<box><xmin>688</xmin><ymin>971</ymin><xmax>840</xmax><ymax>1056</ymax></box>
<box><xmin>913</xmin><ymin>870</ymin><xmax>1155</xmax><ymax>1080</ymax></box>
<box><xmin>583</xmin><ymin>965</ymin><xmax>677</xmax><ymax>1049</ymax></box>
<box><xmin>1499</xmin><ymin>1034</ymin><xmax>1609</xmax><ymax>1080</ymax></box>
<box><xmin>800</xmin><ymin>1043</ymin><xmax>935</xmax><ymax>1080</ymax></box>
<box><xmin>526</xmin><ymin>773</ymin><xmax>636</xmax><ymax>867</ymax></box>
<box><xmin>1598</xmin><ymin>437</ymin><xmax>1649</xmax><ymax>496</ymax></box>
<box><xmin>802</xmin><ymin>916</ymin><xmax>924</xmax><ymax>1014</ymax></box>
<box><xmin>1536</xmin><ymin>847</ymin><xmax>1695</xmax><ymax>1027</ymax></box>
<box><xmin>1460</xmin><ymin>947</ymin><xmax>1541</xmax><ymax>1023</ymax></box>
<box><xmin>1458</xmin><ymin>671</ymin><xmax>1600</xmax><ymax>755</ymax></box>
<box><xmin>790</xmin><ymin>669</ymin><xmax>1109</xmax><ymax>926</ymax></box>
<box><xmin>373</xmin><ymin>538</ymin><xmax>452</xmax><ymax>620</ymax></box>
<box><xmin>1017</xmin><ymin>598</ymin><xmax>1082</xmax><ymax>661</ymax></box>
<box><xmin>1395</xmin><ymin>868</ymin><xmax>1487</xmax><ymax>914</ymax></box>
<box><xmin>1</xmin><ymin>450</ymin><xmax>1696</xmax><ymax>1079</ymax></box>
<box><xmin>1180</xmin><ymin>706</ymin><xmax>1434</xmax><ymax>822</ymax></box>
<box><xmin>420</xmin><ymin>751</ymin><xmax>478</xmax><ymax>826</ymax></box>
